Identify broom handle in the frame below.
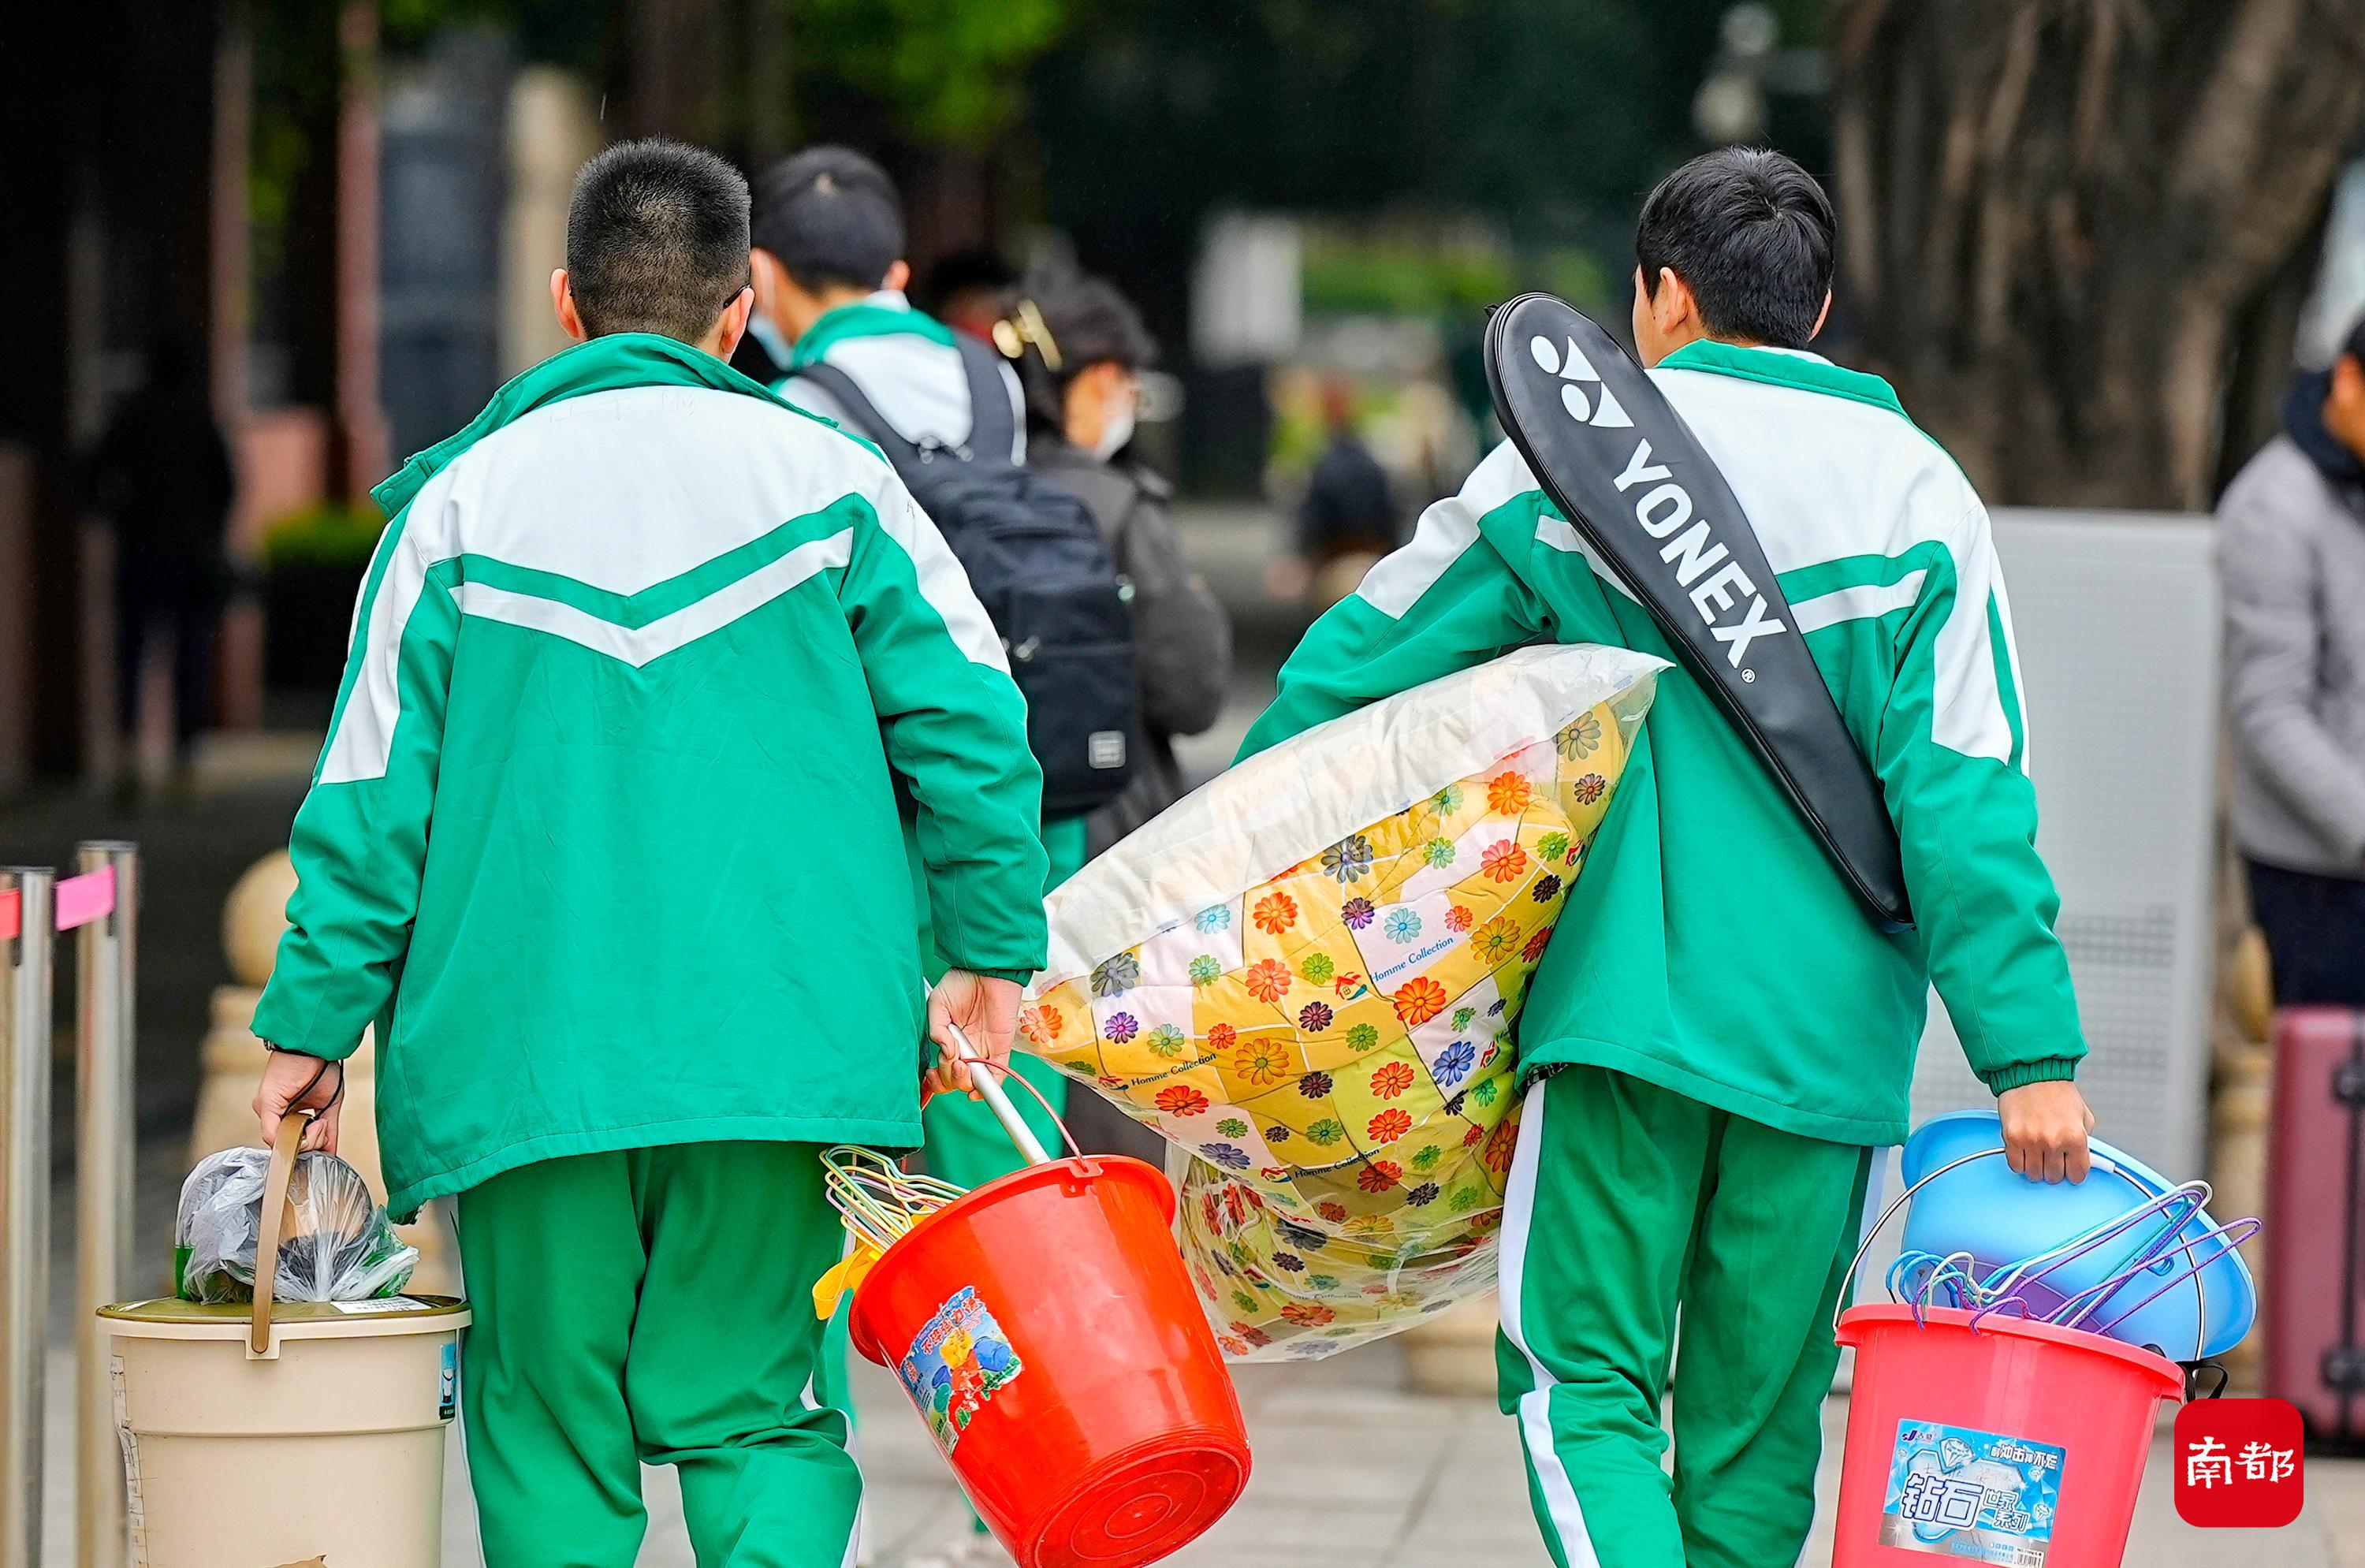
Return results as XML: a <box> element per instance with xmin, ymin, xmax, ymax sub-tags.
<box><xmin>946</xmin><ymin>1022</ymin><xmax>1055</xmax><ymax>1167</ymax></box>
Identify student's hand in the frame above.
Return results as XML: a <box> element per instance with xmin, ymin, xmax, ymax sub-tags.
<box><xmin>926</xmin><ymin>970</ymin><xmax>1023</xmax><ymax>1100</ymax></box>
<box><xmin>253</xmin><ymin>1048</ymin><xmax>345</xmax><ymax>1154</ymax></box>
<box><xmin>1997</xmin><ymin>1080</ymin><xmax>2095</xmax><ymax>1184</ymax></box>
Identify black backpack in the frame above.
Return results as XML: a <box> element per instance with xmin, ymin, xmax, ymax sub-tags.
<box><xmin>797</xmin><ymin>337</ymin><xmax>1142</xmax><ymax>815</ymax></box>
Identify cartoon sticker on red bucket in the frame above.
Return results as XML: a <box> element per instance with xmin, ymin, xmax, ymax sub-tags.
<box><xmin>897</xmin><ymin>1286</ymin><xmax>1023</xmax><ymax>1454</ymax></box>
<box><xmin>1881</xmin><ymin>1419</ymin><xmax>2065</xmax><ymax>1564</ymax></box>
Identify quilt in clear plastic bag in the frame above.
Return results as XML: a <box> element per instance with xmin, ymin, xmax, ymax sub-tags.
<box><xmin>1025</xmin><ymin>645</ymin><xmax>1663</xmax><ymax>1359</ymax></box>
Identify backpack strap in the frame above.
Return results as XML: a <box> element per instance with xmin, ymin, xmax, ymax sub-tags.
<box><xmin>952</xmin><ymin>334</ymin><xmax>1020</xmax><ymax>467</ymax></box>
<box><xmin>791</xmin><ymin>360</ymin><xmax>928</xmax><ymax>481</ymax></box>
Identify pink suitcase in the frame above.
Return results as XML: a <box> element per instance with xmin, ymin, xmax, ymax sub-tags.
<box><xmin>2266</xmin><ymin>1006</ymin><xmax>2365</xmax><ymax>1439</ymax></box>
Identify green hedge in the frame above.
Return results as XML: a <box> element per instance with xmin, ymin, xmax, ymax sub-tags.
<box><xmin>260</xmin><ymin>501</ymin><xmax>385</xmax><ymax>574</ymax></box>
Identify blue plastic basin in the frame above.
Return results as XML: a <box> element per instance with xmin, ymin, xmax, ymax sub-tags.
<box><xmin>1895</xmin><ymin>1110</ymin><xmax>2255</xmax><ymax>1361</ymax></box>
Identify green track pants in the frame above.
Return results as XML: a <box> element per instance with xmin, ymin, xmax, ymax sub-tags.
<box><xmin>1495</xmin><ymin>1066</ymin><xmax>1872</xmax><ymax>1568</ymax></box>
<box><xmin>456</xmin><ymin>1142</ymin><xmax>859</xmax><ymax>1568</ymax></box>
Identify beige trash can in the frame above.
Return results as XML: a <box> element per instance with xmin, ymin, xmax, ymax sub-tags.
<box><xmin>101</xmin><ymin>1116</ymin><xmax>469</xmax><ymax>1568</ymax></box>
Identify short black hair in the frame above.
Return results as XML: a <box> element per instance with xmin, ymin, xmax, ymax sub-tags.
<box><xmin>1002</xmin><ymin>264</ymin><xmax>1158</xmax><ymax>432</ymax></box>
<box><xmin>564</xmin><ymin>139</ymin><xmax>750</xmax><ymax>343</ymax></box>
<box><xmin>751</xmin><ymin>146</ymin><xmax>905</xmax><ymax>293</ymax></box>
<box><xmin>1635</xmin><ymin>147</ymin><xmax>1835</xmax><ymax>349</ymax></box>
<box><xmin>918</xmin><ymin>247</ymin><xmax>1019</xmax><ymax>315</ymax></box>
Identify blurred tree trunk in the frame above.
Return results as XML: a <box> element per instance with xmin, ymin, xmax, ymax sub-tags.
<box><xmin>1831</xmin><ymin>0</ymin><xmax>2365</xmax><ymax>508</ymax></box>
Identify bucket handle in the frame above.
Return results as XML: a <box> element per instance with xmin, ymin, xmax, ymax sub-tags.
<box><xmin>247</xmin><ymin>1111</ymin><xmax>308</xmax><ymax>1358</ymax></box>
<box><xmin>943</xmin><ymin>1022</ymin><xmax>1084</xmax><ymax>1168</ymax></box>
<box><xmin>1834</xmin><ymin>1146</ymin><xmax>2140</xmax><ymax>1336</ymax></box>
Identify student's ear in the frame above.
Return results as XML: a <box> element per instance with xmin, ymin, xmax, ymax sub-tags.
<box><xmin>883</xmin><ymin>259</ymin><xmax>912</xmax><ymax>295</ymax></box>
<box><xmin>713</xmin><ymin>287</ymin><xmax>756</xmax><ymax>360</ymax></box>
<box><xmin>551</xmin><ymin>269</ymin><xmax>588</xmax><ymax>344</ymax></box>
<box><xmin>1649</xmin><ymin>266</ymin><xmax>1696</xmax><ymax>341</ymax></box>
<box><xmin>1810</xmin><ymin>289</ymin><xmax>1832</xmax><ymax>343</ymax></box>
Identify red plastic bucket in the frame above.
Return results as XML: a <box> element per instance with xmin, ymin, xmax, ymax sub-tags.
<box><xmin>1832</xmin><ymin>1305</ymin><xmax>2181</xmax><ymax>1566</ymax></box>
<box><xmin>848</xmin><ymin>1153</ymin><xmax>1251</xmax><ymax>1568</ymax></box>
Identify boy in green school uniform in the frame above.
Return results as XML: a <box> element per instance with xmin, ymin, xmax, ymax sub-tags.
<box><xmin>1238</xmin><ymin>148</ymin><xmax>2097</xmax><ymax>1568</ymax></box>
<box><xmin>251</xmin><ymin>140</ymin><xmax>1049</xmax><ymax>1568</ymax></box>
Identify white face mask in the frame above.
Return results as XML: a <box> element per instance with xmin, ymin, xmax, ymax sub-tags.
<box><xmin>745</xmin><ymin>311</ymin><xmax>795</xmax><ymax>369</ymax></box>
<box><xmin>1091</xmin><ymin>391</ymin><xmax>1138</xmax><ymax>461</ymax></box>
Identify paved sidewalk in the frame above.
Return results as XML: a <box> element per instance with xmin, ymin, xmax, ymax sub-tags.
<box><xmin>423</xmin><ymin>1337</ymin><xmax>2365</xmax><ymax>1568</ymax></box>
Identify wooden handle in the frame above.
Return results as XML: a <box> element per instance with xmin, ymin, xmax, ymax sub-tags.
<box><xmin>248</xmin><ymin>1112</ymin><xmax>307</xmax><ymax>1355</ymax></box>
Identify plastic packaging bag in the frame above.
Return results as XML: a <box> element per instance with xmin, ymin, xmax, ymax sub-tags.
<box><xmin>1026</xmin><ymin>645</ymin><xmax>1663</xmax><ymax>1359</ymax></box>
<box><xmin>174</xmin><ymin>1145</ymin><xmax>418</xmax><ymax>1304</ymax></box>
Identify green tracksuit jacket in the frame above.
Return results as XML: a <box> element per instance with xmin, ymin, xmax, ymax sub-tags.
<box><xmin>251</xmin><ymin>333</ymin><xmax>1051</xmax><ymax>1220</ymax></box>
<box><xmin>1239</xmin><ymin>339</ymin><xmax>2084</xmax><ymax>1145</ymax></box>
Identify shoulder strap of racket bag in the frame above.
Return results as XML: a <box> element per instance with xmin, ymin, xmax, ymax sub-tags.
<box><xmin>1484</xmin><ymin>292</ymin><xmax>1913</xmax><ymax>932</ymax></box>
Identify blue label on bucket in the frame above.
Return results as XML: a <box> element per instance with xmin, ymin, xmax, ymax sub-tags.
<box><xmin>1879</xmin><ymin>1419</ymin><xmax>2065</xmax><ymax>1565</ymax></box>
<box><xmin>439</xmin><ymin>1343</ymin><xmax>458</xmax><ymax>1421</ymax></box>
<box><xmin>897</xmin><ymin>1286</ymin><xmax>1023</xmax><ymax>1456</ymax></box>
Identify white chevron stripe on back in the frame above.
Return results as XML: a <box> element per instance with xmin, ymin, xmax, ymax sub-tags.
<box><xmin>452</xmin><ymin>529</ymin><xmax>853</xmax><ymax>668</ymax></box>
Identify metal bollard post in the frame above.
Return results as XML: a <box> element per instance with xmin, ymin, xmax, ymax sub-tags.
<box><xmin>74</xmin><ymin>844</ymin><xmax>135</xmax><ymax>1568</ymax></box>
<box><xmin>2</xmin><ymin>867</ymin><xmax>57</xmax><ymax>1568</ymax></box>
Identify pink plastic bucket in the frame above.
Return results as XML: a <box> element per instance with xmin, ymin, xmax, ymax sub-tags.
<box><xmin>1832</xmin><ymin>1305</ymin><xmax>2182</xmax><ymax>1566</ymax></box>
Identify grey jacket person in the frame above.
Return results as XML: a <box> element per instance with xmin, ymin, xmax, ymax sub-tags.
<box><xmin>2218</xmin><ymin>412</ymin><xmax>2365</xmax><ymax>881</ymax></box>
<box><xmin>1030</xmin><ymin>434</ymin><xmax>1233</xmax><ymax>857</ymax></box>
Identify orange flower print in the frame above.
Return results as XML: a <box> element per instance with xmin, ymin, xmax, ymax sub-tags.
<box><xmin>1317</xmin><ymin>1200</ymin><xmax>1350</xmax><ymax>1223</ymax></box>
<box><xmin>1522</xmin><ymin>926</ymin><xmax>1554</xmax><ymax>963</ymax></box>
<box><xmin>1357</xmin><ymin>1160</ymin><xmax>1403</xmax><ymax>1194</ymax></box>
<box><xmin>1244</xmin><ymin>959</ymin><xmax>1292</xmax><ymax>1004</ymax></box>
<box><xmin>1481</xmin><ymin>840</ymin><xmax>1530</xmax><ymax>884</ymax></box>
<box><xmin>1392</xmin><ymin>976</ymin><xmax>1450</xmax><ymax>1026</ymax></box>
<box><xmin>1156</xmin><ymin>1085</ymin><xmax>1210</xmax><ymax>1116</ymax></box>
<box><xmin>1252</xmin><ymin>892</ymin><xmax>1299</xmax><ymax>935</ymax></box>
<box><xmin>1367</xmin><ymin>1108</ymin><xmax>1413</xmax><ymax>1142</ymax></box>
<box><xmin>1209</xmin><ymin>1022</ymin><xmax>1236</xmax><ymax>1052</ymax></box>
<box><xmin>1281</xmin><ymin>1302</ymin><xmax>1336</xmax><ymax>1328</ymax></box>
<box><xmin>1481</xmin><ymin>1117</ymin><xmax>1519</xmax><ymax>1175</ymax></box>
<box><xmin>1444</xmin><ymin>904</ymin><xmax>1475</xmax><ymax>934</ymax></box>
<box><xmin>1370</xmin><ymin>1060</ymin><xmax>1417</xmax><ymax>1098</ymax></box>
<box><xmin>1486</xmin><ymin>771</ymin><xmax>1533</xmax><ymax>816</ymax></box>
<box><xmin>1019</xmin><ymin>1004</ymin><xmax>1063</xmax><ymax>1047</ymax></box>
<box><xmin>1233</xmin><ymin>1035</ymin><xmax>1293</xmax><ymax>1088</ymax></box>
<box><xmin>1472</xmin><ymin>916</ymin><xmax>1521</xmax><ymax>963</ymax></box>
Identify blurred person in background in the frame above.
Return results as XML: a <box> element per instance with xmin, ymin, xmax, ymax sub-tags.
<box><xmin>750</xmin><ymin>145</ymin><xmax>1029</xmax><ymax>467</ymax></box>
<box><xmin>1276</xmin><ymin>375</ymin><xmax>1401</xmax><ymax>613</ymax></box>
<box><xmin>750</xmin><ymin>145</ymin><xmax>1074</xmax><ymax>1173</ymax></box>
<box><xmin>996</xmin><ymin>261</ymin><xmax>1234</xmax><ymax>1175</ymax></box>
<box><xmin>922</xmin><ymin>246</ymin><xmax>1021</xmax><ymax>341</ymax></box>
<box><xmin>88</xmin><ymin>332</ymin><xmax>235</xmax><ymax>789</ymax></box>
<box><xmin>999</xmin><ymin>263</ymin><xmax>1232</xmax><ymax>858</ymax></box>
<box><xmin>2219</xmin><ymin>317</ymin><xmax>2365</xmax><ymax>1005</ymax></box>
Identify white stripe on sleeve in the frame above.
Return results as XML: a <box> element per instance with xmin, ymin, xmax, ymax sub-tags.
<box><xmin>1930</xmin><ymin>508</ymin><xmax>2016</xmax><ymax>765</ymax></box>
<box><xmin>871</xmin><ymin>483</ymin><xmax>1011</xmax><ymax>671</ymax></box>
<box><xmin>1358</xmin><ymin>439</ymin><xmax>1539</xmax><ymax>619</ymax></box>
<box><xmin>1789</xmin><ymin>569</ymin><xmax>1927</xmax><ymax>635</ymax></box>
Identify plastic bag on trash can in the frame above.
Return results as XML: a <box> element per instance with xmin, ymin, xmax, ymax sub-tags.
<box><xmin>1024</xmin><ymin>645</ymin><xmax>1663</xmax><ymax>1360</ymax></box>
<box><xmin>174</xmin><ymin>1145</ymin><xmax>418</xmax><ymax>1304</ymax></box>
